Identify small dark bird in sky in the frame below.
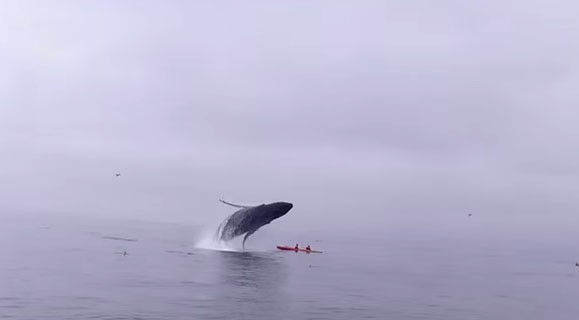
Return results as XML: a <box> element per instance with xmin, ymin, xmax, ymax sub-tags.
<box><xmin>576</xmin><ymin>262</ymin><xmax>579</xmax><ymax>267</ymax></box>
<box><xmin>115</xmin><ymin>173</ymin><xmax>121</xmax><ymax>177</ymax></box>
<box><xmin>468</xmin><ymin>213</ymin><xmax>472</xmax><ymax>217</ymax></box>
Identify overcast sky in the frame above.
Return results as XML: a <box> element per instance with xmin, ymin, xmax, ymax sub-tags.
<box><xmin>1</xmin><ymin>1</ymin><xmax>578</xmax><ymax>235</ymax></box>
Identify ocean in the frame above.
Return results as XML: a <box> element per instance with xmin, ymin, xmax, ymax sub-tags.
<box><xmin>1</xmin><ymin>215</ymin><xmax>578</xmax><ymax>320</ymax></box>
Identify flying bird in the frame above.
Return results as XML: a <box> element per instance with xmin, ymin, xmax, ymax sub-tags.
<box><xmin>115</xmin><ymin>173</ymin><xmax>121</xmax><ymax>177</ymax></box>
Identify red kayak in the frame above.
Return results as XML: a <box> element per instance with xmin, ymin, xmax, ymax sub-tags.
<box><xmin>277</xmin><ymin>245</ymin><xmax>298</xmax><ymax>251</ymax></box>
<box><xmin>276</xmin><ymin>246</ymin><xmax>323</xmax><ymax>253</ymax></box>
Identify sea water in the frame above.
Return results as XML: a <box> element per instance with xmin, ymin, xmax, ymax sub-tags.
<box><xmin>1</xmin><ymin>215</ymin><xmax>578</xmax><ymax>319</ymax></box>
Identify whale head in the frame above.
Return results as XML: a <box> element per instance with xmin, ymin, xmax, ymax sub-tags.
<box><xmin>263</xmin><ymin>202</ymin><xmax>293</xmax><ymax>222</ymax></box>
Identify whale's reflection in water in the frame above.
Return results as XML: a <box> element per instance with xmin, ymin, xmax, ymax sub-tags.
<box><xmin>201</xmin><ymin>250</ymin><xmax>289</xmax><ymax>319</ymax></box>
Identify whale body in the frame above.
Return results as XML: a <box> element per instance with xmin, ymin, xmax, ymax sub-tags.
<box><xmin>216</xmin><ymin>200</ymin><xmax>293</xmax><ymax>249</ymax></box>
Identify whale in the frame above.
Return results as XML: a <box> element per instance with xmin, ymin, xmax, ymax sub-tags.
<box><xmin>216</xmin><ymin>200</ymin><xmax>293</xmax><ymax>249</ymax></box>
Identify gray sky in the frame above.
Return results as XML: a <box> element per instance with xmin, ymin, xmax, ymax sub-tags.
<box><xmin>1</xmin><ymin>1</ymin><xmax>578</xmax><ymax>235</ymax></box>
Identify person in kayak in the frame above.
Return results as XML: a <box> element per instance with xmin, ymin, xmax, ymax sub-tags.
<box><xmin>294</xmin><ymin>244</ymin><xmax>299</xmax><ymax>251</ymax></box>
<box><xmin>305</xmin><ymin>245</ymin><xmax>311</xmax><ymax>251</ymax></box>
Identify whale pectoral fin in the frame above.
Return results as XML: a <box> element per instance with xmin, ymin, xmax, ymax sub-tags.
<box><xmin>242</xmin><ymin>229</ymin><xmax>257</xmax><ymax>250</ymax></box>
<box><xmin>219</xmin><ymin>199</ymin><xmax>251</xmax><ymax>209</ymax></box>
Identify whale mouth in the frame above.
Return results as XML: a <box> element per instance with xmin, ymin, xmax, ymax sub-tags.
<box><xmin>276</xmin><ymin>202</ymin><xmax>293</xmax><ymax>213</ymax></box>
<box><xmin>270</xmin><ymin>202</ymin><xmax>293</xmax><ymax>220</ymax></box>
<box><xmin>281</xmin><ymin>202</ymin><xmax>293</xmax><ymax>211</ymax></box>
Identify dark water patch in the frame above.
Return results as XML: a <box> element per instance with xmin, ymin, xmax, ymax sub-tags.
<box><xmin>101</xmin><ymin>236</ymin><xmax>138</xmax><ymax>242</ymax></box>
<box><xmin>165</xmin><ymin>250</ymin><xmax>194</xmax><ymax>256</ymax></box>
<box><xmin>0</xmin><ymin>297</ymin><xmax>21</xmax><ymax>301</ymax></box>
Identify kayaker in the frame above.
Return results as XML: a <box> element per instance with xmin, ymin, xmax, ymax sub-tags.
<box><xmin>306</xmin><ymin>245</ymin><xmax>311</xmax><ymax>251</ymax></box>
<box><xmin>294</xmin><ymin>244</ymin><xmax>299</xmax><ymax>251</ymax></box>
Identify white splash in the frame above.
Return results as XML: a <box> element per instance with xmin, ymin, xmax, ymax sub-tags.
<box><xmin>193</xmin><ymin>228</ymin><xmax>238</xmax><ymax>252</ymax></box>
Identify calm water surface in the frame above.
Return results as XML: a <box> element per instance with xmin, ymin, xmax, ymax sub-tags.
<box><xmin>1</xmin><ymin>216</ymin><xmax>578</xmax><ymax>319</ymax></box>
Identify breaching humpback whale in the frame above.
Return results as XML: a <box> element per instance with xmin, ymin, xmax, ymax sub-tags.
<box><xmin>216</xmin><ymin>199</ymin><xmax>293</xmax><ymax>249</ymax></box>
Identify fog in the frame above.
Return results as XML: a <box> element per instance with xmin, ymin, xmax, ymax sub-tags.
<box><xmin>1</xmin><ymin>1</ymin><xmax>578</xmax><ymax>237</ymax></box>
